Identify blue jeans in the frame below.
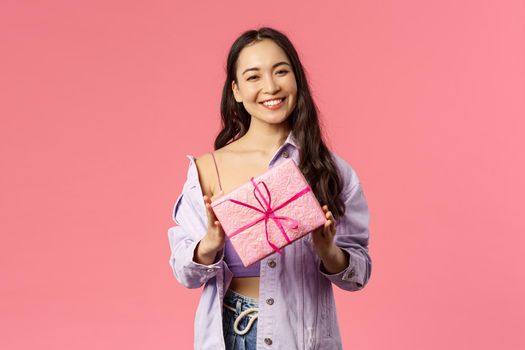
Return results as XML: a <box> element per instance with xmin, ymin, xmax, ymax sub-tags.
<box><xmin>222</xmin><ymin>289</ymin><xmax>259</xmax><ymax>350</ymax></box>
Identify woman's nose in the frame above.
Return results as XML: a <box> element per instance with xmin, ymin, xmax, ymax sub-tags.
<box><xmin>262</xmin><ymin>74</ymin><xmax>280</xmax><ymax>93</ymax></box>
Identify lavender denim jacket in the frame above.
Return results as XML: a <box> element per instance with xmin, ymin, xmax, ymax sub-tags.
<box><xmin>167</xmin><ymin>131</ymin><xmax>372</xmax><ymax>349</ymax></box>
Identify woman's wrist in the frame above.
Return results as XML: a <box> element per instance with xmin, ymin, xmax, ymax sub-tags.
<box><xmin>193</xmin><ymin>235</ymin><xmax>221</xmax><ymax>265</ymax></box>
<box><xmin>318</xmin><ymin>244</ymin><xmax>349</xmax><ymax>274</ymax></box>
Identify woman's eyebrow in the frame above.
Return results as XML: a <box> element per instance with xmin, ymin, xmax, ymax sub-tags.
<box><xmin>242</xmin><ymin>61</ymin><xmax>291</xmax><ymax>75</ymax></box>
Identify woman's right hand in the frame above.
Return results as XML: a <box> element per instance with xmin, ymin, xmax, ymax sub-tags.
<box><xmin>199</xmin><ymin>191</ymin><xmax>226</xmax><ymax>257</ymax></box>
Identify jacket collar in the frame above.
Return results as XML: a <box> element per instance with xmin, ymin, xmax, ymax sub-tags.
<box><xmin>284</xmin><ymin>129</ymin><xmax>299</xmax><ymax>150</ymax></box>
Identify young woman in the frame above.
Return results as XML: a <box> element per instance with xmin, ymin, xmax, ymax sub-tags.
<box><xmin>168</xmin><ymin>27</ymin><xmax>372</xmax><ymax>350</ymax></box>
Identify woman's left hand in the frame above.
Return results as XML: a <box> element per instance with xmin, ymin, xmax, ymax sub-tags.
<box><xmin>311</xmin><ymin>205</ymin><xmax>338</xmax><ymax>258</ymax></box>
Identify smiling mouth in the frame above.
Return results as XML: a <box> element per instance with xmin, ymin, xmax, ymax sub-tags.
<box><xmin>260</xmin><ymin>97</ymin><xmax>286</xmax><ymax>107</ymax></box>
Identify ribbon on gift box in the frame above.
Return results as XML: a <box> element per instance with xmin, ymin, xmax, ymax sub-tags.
<box><xmin>226</xmin><ymin>177</ymin><xmax>312</xmax><ymax>254</ymax></box>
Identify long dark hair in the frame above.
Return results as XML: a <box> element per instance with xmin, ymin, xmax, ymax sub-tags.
<box><xmin>215</xmin><ymin>27</ymin><xmax>346</xmax><ymax>221</ymax></box>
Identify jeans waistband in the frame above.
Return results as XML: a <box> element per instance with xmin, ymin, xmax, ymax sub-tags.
<box><xmin>223</xmin><ymin>289</ymin><xmax>259</xmax><ymax>336</ymax></box>
<box><xmin>224</xmin><ymin>289</ymin><xmax>259</xmax><ymax>307</ymax></box>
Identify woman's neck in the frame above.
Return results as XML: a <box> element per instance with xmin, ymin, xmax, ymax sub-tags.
<box><xmin>238</xmin><ymin>122</ymin><xmax>291</xmax><ymax>155</ymax></box>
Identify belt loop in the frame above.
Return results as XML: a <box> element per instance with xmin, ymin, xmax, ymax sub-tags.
<box><xmin>236</xmin><ymin>296</ymin><xmax>242</xmax><ymax>314</ymax></box>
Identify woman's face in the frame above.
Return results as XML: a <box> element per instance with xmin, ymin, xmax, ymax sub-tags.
<box><xmin>232</xmin><ymin>39</ymin><xmax>297</xmax><ymax>125</ymax></box>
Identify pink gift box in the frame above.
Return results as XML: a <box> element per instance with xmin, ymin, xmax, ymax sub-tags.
<box><xmin>211</xmin><ymin>158</ymin><xmax>326</xmax><ymax>267</ymax></box>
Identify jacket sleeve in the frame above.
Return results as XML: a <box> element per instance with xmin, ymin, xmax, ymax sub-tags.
<box><xmin>167</xmin><ymin>158</ymin><xmax>225</xmax><ymax>289</ymax></box>
<box><xmin>318</xmin><ymin>159</ymin><xmax>372</xmax><ymax>292</ymax></box>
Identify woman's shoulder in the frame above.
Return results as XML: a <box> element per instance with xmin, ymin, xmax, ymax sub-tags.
<box><xmin>330</xmin><ymin>151</ymin><xmax>355</xmax><ymax>173</ymax></box>
<box><xmin>329</xmin><ymin>151</ymin><xmax>361</xmax><ymax>195</ymax></box>
<box><xmin>193</xmin><ymin>142</ymin><xmax>236</xmax><ymax>172</ymax></box>
<box><xmin>193</xmin><ymin>152</ymin><xmax>216</xmax><ymax>197</ymax></box>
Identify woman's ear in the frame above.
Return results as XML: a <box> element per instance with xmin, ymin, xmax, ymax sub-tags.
<box><xmin>232</xmin><ymin>80</ymin><xmax>242</xmax><ymax>103</ymax></box>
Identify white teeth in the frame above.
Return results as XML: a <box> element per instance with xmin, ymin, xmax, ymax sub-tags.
<box><xmin>262</xmin><ymin>98</ymin><xmax>283</xmax><ymax>106</ymax></box>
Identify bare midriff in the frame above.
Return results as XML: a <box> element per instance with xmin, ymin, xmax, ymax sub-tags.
<box><xmin>228</xmin><ymin>277</ymin><xmax>260</xmax><ymax>298</ymax></box>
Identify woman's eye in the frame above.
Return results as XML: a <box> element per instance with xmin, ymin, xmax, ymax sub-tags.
<box><xmin>247</xmin><ymin>70</ymin><xmax>288</xmax><ymax>81</ymax></box>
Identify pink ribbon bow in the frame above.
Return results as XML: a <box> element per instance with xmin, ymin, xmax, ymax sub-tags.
<box><xmin>226</xmin><ymin>177</ymin><xmax>312</xmax><ymax>254</ymax></box>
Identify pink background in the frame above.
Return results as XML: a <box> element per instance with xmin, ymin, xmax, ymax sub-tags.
<box><xmin>1</xmin><ymin>1</ymin><xmax>524</xmax><ymax>349</ymax></box>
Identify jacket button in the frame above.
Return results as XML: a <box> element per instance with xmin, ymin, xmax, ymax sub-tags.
<box><xmin>266</xmin><ymin>298</ymin><xmax>274</xmax><ymax>305</ymax></box>
<box><xmin>264</xmin><ymin>338</ymin><xmax>273</xmax><ymax>345</ymax></box>
<box><xmin>282</xmin><ymin>150</ymin><xmax>289</xmax><ymax>158</ymax></box>
<box><xmin>267</xmin><ymin>259</ymin><xmax>276</xmax><ymax>268</ymax></box>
